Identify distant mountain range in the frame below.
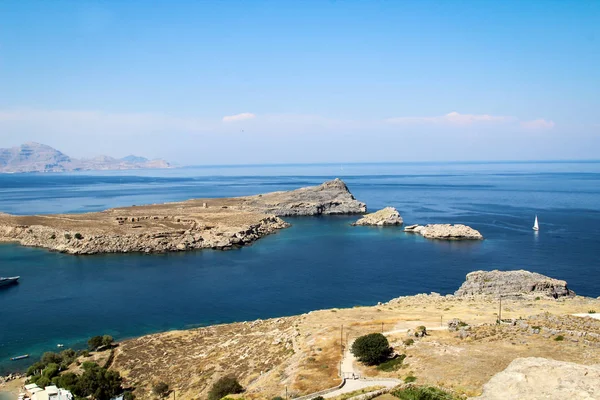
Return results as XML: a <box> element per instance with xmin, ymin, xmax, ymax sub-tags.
<box><xmin>0</xmin><ymin>142</ymin><xmax>171</xmax><ymax>173</ymax></box>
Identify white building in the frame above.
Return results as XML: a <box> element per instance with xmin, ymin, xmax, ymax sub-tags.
<box><xmin>22</xmin><ymin>384</ymin><xmax>73</xmax><ymax>400</ymax></box>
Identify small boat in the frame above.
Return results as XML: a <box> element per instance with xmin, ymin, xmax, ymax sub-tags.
<box><xmin>10</xmin><ymin>354</ymin><xmax>29</xmax><ymax>361</ymax></box>
<box><xmin>57</xmin><ymin>344</ymin><xmax>64</xmax><ymax>348</ymax></box>
<box><xmin>533</xmin><ymin>215</ymin><xmax>539</xmax><ymax>231</ymax></box>
<box><xmin>0</xmin><ymin>276</ymin><xmax>20</xmax><ymax>287</ymax></box>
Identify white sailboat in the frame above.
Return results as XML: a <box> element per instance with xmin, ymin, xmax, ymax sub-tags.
<box><xmin>533</xmin><ymin>215</ymin><xmax>539</xmax><ymax>231</ymax></box>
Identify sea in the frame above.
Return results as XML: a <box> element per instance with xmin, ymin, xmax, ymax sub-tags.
<box><xmin>1</xmin><ymin>161</ymin><xmax>599</xmax><ymax>374</ymax></box>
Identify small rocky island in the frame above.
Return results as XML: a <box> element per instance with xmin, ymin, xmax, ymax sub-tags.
<box><xmin>404</xmin><ymin>223</ymin><xmax>483</xmax><ymax>240</ymax></box>
<box><xmin>351</xmin><ymin>206</ymin><xmax>403</xmax><ymax>226</ymax></box>
<box><xmin>0</xmin><ymin>179</ymin><xmax>366</xmax><ymax>255</ymax></box>
<box><xmin>455</xmin><ymin>270</ymin><xmax>575</xmax><ymax>298</ymax></box>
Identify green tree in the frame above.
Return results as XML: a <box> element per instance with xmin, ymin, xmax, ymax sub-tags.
<box><xmin>207</xmin><ymin>376</ymin><xmax>244</xmax><ymax>400</ymax></box>
<box><xmin>26</xmin><ymin>361</ymin><xmax>46</xmax><ymax>377</ymax></box>
<box><xmin>74</xmin><ymin>362</ymin><xmax>123</xmax><ymax>400</ymax></box>
<box><xmin>41</xmin><ymin>352</ymin><xmax>62</xmax><ymax>366</ymax></box>
<box><xmin>101</xmin><ymin>335</ymin><xmax>114</xmax><ymax>347</ymax></box>
<box><xmin>351</xmin><ymin>333</ymin><xmax>392</xmax><ymax>365</ymax></box>
<box><xmin>42</xmin><ymin>363</ymin><xmax>60</xmax><ymax>380</ymax></box>
<box><xmin>392</xmin><ymin>386</ymin><xmax>458</xmax><ymax>400</ymax></box>
<box><xmin>152</xmin><ymin>382</ymin><xmax>169</xmax><ymax>397</ymax></box>
<box><xmin>88</xmin><ymin>336</ymin><xmax>104</xmax><ymax>351</ymax></box>
<box><xmin>52</xmin><ymin>372</ymin><xmax>79</xmax><ymax>392</ymax></box>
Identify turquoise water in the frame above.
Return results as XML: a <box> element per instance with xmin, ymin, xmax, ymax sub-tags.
<box><xmin>1</xmin><ymin>162</ymin><xmax>599</xmax><ymax>373</ymax></box>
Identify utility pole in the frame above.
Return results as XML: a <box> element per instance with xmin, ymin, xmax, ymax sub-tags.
<box><xmin>285</xmin><ymin>386</ymin><xmax>288</xmax><ymax>400</ymax></box>
<box><xmin>498</xmin><ymin>296</ymin><xmax>502</xmax><ymax>323</ymax></box>
<box><xmin>341</xmin><ymin>324</ymin><xmax>344</xmax><ymax>355</ymax></box>
<box><xmin>381</xmin><ymin>322</ymin><xmax>384</xmax><ymax>333</ymax></box>
<box><xmin>440</xmin><ymin>315</ymin><xmax>443</xmax><ymax>327</ymax></box>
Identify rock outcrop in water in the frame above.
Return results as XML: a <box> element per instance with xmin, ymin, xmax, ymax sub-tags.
<box><xmin>404</xmin><ymin>223</ymin><xmax>483</xmax><ymax>240</ymax></box>
<box><xmin>470</xmin><ymin>357</ymin><xmax>600</xmax><ymax>400</ymax></box>
<box><xmin>455</xmin><ymin>270</ymin><xmax>575</xmax><ymax>298</ymax></box>
<box><xmin>0</xmin><ymin>179</ymin><xmax>366</xmax><ymax>255</ymax></box>
<box><xmin>351</xmin><ymin>207</ymin><xmax>403</xmax><ymax>226</ymax></box>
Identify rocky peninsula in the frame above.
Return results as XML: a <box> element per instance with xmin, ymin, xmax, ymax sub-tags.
<box><xmin>352</xmin><ymin>207</ymin><xmax>403</xmax><ymax>226</ymax></box>
<box><xmin>0</xmin><ymin>179</ymin><xmax>366</xmax><ymax>255</ymax></box>
<box><xmin>404</xmin><ymin>223</ymin><xmax>483</xmax><ymax>240</ymax></box>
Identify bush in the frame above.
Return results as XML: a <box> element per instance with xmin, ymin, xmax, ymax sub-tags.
<box><xmin>88</xmin><ymin>335</ymin><xmax>104</xmax><ymax>351</ymax></box>
<box><xmin>312</xmin><ymin>397</ymin><xmax>325</xmax><ymax>400</ymax></box>
<box><xmin>74</xmin><ymin>232</ymin><xmax>83</xmax><ymax>240</ymax></box>
<box><xmin>64</xmin><ymin>233</ymin><xmax>72</xmax><ymax>240</ymax></box>
<box><xmin>403</xmin><ymin>338</ymin><xmax>415</xmax><ymax>346</ymax></box>
<box><xmin>74</xmin><ymin>362</ymin><xmax>123</xmax><ymax>400</ymax></box>
<box><xmin>589</xmin><ymin>310</ymin><xmax>597</xmax><ymax>314</ymax></box>
<box><xmin>208</xmin><ymin>375</ymin><xmax>244</xmax><ymax>400</ymax></box>
<box><xmin>404</xmin><ymin>375</ymin><xmax>417</xmax><ymax>383</ymax></box>
<box><xmin>351</xmin><ymin>333</ymin><xmax>392</xmax><ymax>365</ymax></box>
<box><xmin>152</xmin><ymin>382</ymin><xmax>169</xmax><ymax>397</ymax></box>
<box><xmin>123</xmin><ymin>391</ymin><xmax>135</xmax><ymax>400</ymax></box>
<box><xmin>50</xmin><ymin>233</ymin><xmax>56</xmax><ymax>239</ymax></box>
<box><xmin>272</xmin><ymin>397</ymin><xmax>285</xmax><ymax>400</ymax></box>
<box><xmin>377</xmin><ymin>354</ymin><xmax>406</xmax><ymax>372</ymax></box>
<box><xmin>554</xmin><ymin>335</ymin><xmax>565</xmax><ymax>341</ymax></box>
<box><xmin>392</xmin><ymin>385</ymin><xmax>458</xmax><ymax>400</ymax></box>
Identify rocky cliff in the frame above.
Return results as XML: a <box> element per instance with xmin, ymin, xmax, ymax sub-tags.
<box><xmin>455</xmin><ymin>270</ymin><xmax>575</xmax><ymax>298</ymax></box>
<box><xmin>351</xmin><ymin>207</ymin><xmax>403</xmax><ymax>226</ymax></box>
<box><xmin>0</xmin><ymin>179</ymin><xmax>365</xmax><ymax>255</ymax></box>
<box><xmin>0</xmin><ymin>142</ymin><xmax>170</xmax><ymax>173</ymax></box>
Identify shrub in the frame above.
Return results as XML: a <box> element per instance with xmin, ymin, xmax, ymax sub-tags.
<box><xmin>152</xmin><ymin>382</ymin><xmax>169</xmax><ymax>397</ymax></box>
<box><xmin>88</xmin><ymin>335</ymin><xmax>104</xmax><ymax>351</ymax></box>
<box><xmin>554</xmin><ymin>335</ymin><xmax>565</xmax><ymax>341</ymax></box>
<box><xmin>208</xmin><ymin>375</ymin><xmax>244</xmax><ymax>400</ymax></box>
<box><xmin>50</xmin><ymin>233</ymin><xmax>56</xmax><ymax>239</ymax></box>
<box><xmin>75</xmin><ymin>362</ymin><xmax>123</xmax><ymax>400</ymax></box>
<box><xmin>589</xmin><ymin>310</ymin><xmax>597</xmax><ymax>314</ymax></box>
<box><xmin>64</xmin><ymin>233</ymin><xmax>72</xmax><ymax>240</ymax></box>
<box><xmin>123</xmin><ymin>391</ymin><xmax>135</xmax><ymax>400</ymax></box>
<box><xmin>351</xmin><ymin>333</ymin><xmax>392</xmax><ymax>365</ymax></box>
<box><xmin>74</xmin><ymin>232</ymin><xmax>83</xmax><ymax>240</ymax></box>
<box><xmin>403</xmin><ymin>338</ymin><xmax>415</xmax><ymax>346</ymax></box>
<box><xmin>377</xmin><ymin>355</ymin><xmax>406</xmax><ymax>372</ymax></box>
<box><xmin>404</xmin><ymin>375</ymin><xmax>417</xmax><ymax>383</ymax></box>
<box><xmin>535</xmin><ymin>296</ymin><xmax>541</xmax><ymax>301</ymax></box>
<box><xmin>414</xmin><ymin>326</ymin><xmax>427</xmax><ymax>337</ymax></box>
<box><xmin>34</xmin><ymin>375</ymin><xmax>51</xmax><ymax>388</ymax></box>
<box><xmin>392</xmin><ymin>385</ymin><xmax>458</xmax><ymax>400</ymax></box>
<box><xmin>312</xmin><ymin>397</ymin><xmax>325</xmax><ymax>400</ymax></box>
<box><xmin>272</xmin><ymin>397</ymin><xmax>285</xmax><ymax>400</ymax></box>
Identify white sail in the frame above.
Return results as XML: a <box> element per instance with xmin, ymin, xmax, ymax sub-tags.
<box><xmin>533</xmin><ymin>215</ymin><xmax>539</xmax><ymax>231</ymax></box>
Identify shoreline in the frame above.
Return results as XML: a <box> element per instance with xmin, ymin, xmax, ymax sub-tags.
<box><xmin>0</xmin><ymin>179</ymin><xmax>366</xmax><ymax>255</ymax></box>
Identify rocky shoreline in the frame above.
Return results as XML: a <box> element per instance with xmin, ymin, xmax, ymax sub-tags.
<box><xmin>404</xmin><ymin>223</ymin><xmax>484</xmax><ymax>240</ymax></box>
<box><xmin>0</xmin><ymin>179</ymin><xmax>366</xmax><ymax>255</ymax></box>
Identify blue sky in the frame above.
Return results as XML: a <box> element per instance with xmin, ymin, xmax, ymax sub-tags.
<box><xmin>0</xmin><ymin>0</ymin><xmax>599</xmax><ymax>164</ymax></box>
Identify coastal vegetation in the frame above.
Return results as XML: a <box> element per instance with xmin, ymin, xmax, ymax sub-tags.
<box><xmin>391</xmin><ymin>385</ymin><xmax>458</xmax><ymax>400</ymax></box>
<box><xmin>152</xmin><ymin>381</ymin><xmax>169</xmax><ymax>397</ymax></box>
<box><xmin>88</xmin><ymin>335</ymin><xmax>114</xmax><ymax>351</ymax></box>
<box><xmin>351</xmin><ymin>333</ymin><xmax>392</xmax><ymax>365</ymax></box>
<box><xmin>207</xmin><ymin>375</ymin><xmax>244</xmax><ymax>400</ymax></box>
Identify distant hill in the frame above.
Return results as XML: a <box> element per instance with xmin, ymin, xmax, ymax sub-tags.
<box><xmin>0</xmin><ymin>142</ymin><xmax>171</xmax><ymax>173</ymax></box>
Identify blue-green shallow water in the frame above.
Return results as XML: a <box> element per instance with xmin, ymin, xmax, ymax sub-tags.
<box><xmin>1</xmin><ymin>162</ymin><xmax>600</xmax><ymax>373</ymax></box>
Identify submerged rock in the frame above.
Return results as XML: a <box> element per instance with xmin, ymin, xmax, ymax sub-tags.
<box><xmin>455</xmin><ymin>270</ymin><xmax>575</xmax><ymax>298</ymax></box>
<box><xmin>404</xmin><ymin>223</ymin><xmax>483</xmax><ymax>240</ymax></box>
<box><xmin>352</xmin><ymin>207</ymin><xmax>403</xmax><ymax>226</ymax></box>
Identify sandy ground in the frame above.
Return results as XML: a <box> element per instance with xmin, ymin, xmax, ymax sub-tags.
<box><xmin>104</xmin><ymin>293</ymin><xmax>600</xmax><ymax>399</ymax></box>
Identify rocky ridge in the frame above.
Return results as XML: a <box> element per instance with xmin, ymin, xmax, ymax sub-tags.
<box><xmin>0</xmin><ymin>179</ymin><xmax>365</xmax><ymax>255</ymax></box>
<box><xmin>404</xmin><ymin>223</ymin><xmax>483</xmax><ymax>240</ymax></box>
<box><xmin>351</xmin><ymin>207</ymin><xmax>403</xmax><ymax>226</ymax></box>
<box><xmin>0</xmin><ymin>142</ymin><xmax>170</xmax><ymax>173</ymax></box>
<box><xmin>455</xmin><ymin>270</ymin><xmax>575</xmax><ymax>298</ymax></box>
<box><xmin>470</xmin><ymin>357</ymin><xmax>600</xmax><ymax>400</ymax></box>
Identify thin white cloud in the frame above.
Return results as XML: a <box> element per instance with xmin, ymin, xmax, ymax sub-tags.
<box><xmin>222</xmin><ymin>112</ymin><xmax>256</xmax><ymax>123</ymax></box>
<box><xmin>386</xmin><ymin>111</ymin><xmax>513</xmax><ymax>125</ymax></box>
<box><xmin>520</xmin><ymin>119</ymin><xmax>555</xmax><ymax>130</ymax></box>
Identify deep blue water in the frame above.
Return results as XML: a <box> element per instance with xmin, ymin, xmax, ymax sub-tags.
<box><xmin>1</xmin><ymin>162</ymin><xmax>600</xmax><ymax>373</ymax></box>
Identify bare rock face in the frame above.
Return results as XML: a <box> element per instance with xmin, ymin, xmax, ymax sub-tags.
<box><xmin>455</xmin><ymin>270</ymin><xmax>575</xmax><ymax>298</ymax></box>
<box><xmin>404</xmin><ymin>224</ymin><xmax>483</xmax><ymax>240</ymax></box>
<box><xmin>470</xmin><ymin>357</ymin><xmax>600</xmax><ymax>400</ymax></box>
<box><xmin>352</xmin><ymin>207</ymin><xmax>403</xmax><ymax>226</ymax></box>
<box><xmin>240</xmin><ymin>178</ymin><xmax>367</xmax><ymax>216</ymax></box>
